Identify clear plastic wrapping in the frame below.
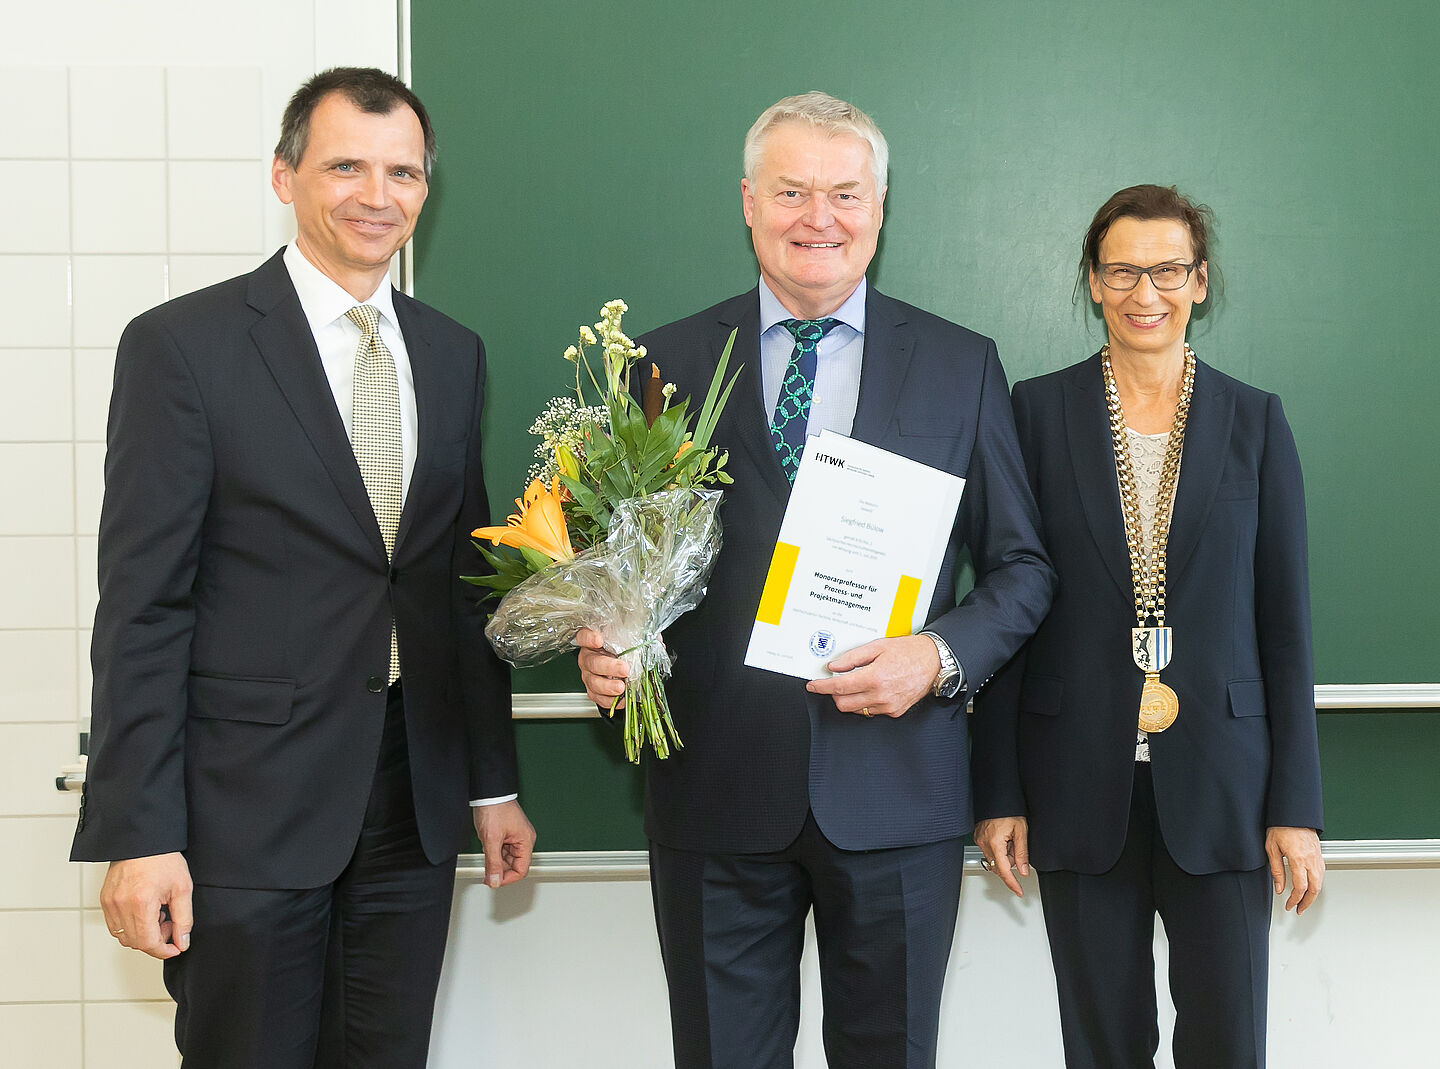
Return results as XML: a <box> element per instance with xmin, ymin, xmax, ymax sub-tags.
<box><xmin>484</xmin><ymin>487</ymin><xmax>723</xmax><ymax>680</ymax></box>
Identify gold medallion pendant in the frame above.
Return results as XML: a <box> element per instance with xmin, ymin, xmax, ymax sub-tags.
<box><xmin>1138</xmin><ymin>674</ymin><xmax>1179</xmax><ymax>732</ymax></box>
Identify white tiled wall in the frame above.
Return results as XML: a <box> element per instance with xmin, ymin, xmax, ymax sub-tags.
<box><xmin>0</xmin><ymin>61</ymin><xmax>274</xmax><ymax>1068</ymax></box>
<box><xmin>0</xmin><ymin>2</ymin><xmax>398</xmax><ymax>1059</ymax></box>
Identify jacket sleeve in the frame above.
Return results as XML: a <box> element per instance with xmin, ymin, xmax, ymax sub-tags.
<box><xmin>452</xmin><ymin>334</ymin><xmax>519</xmax><ymax>799</ymax></box>
<box><xmin>72</xmin><ymin>312</ymin><xmax>213</xmax><ymax>861</ymax></box>
<box><xmin>925</xmin><ymin>342</ymin><xmax>1055</xmax><ymax>698</ymax></box>
<box><xmin>1255</xmin><ymin>394</ymin><xmax>1324</xmax><ymax>831</ymax></box>
<box><xmin>968</xmin><ymin>374</ymin><xmax>1042</xmax><ymax>821</ymax></box>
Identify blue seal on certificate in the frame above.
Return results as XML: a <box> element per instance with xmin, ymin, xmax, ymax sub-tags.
<box><xmin>809</xmin><ymin>630</ymin><xmax>835</xmax><ymax>657</ymax></box>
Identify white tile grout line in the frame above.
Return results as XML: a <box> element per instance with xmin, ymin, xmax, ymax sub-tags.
<box><xmin>162</xmin><ymin>68</ymin><xmax>172</xmax><ymax>305</ymax></box>
<box><xmin>0</xmin><ymin>156</ymin><xmax>261</xmax><ymax>162</ymax></box>
<box><xmin>63</xmin><ymin>68</ymin><xmax>87</xmax><ymax>1069</ymax></box>
<box><xmin>65</xmin><ymin>65</ymin><xmax>85</xmax><ymax>793</ymax></box>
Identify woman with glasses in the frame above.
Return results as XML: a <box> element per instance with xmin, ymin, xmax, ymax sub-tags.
<box><xmin>972</xmin><ymin>184</ymin><xmax>1326</xmax><ymax>1068</ymax></box>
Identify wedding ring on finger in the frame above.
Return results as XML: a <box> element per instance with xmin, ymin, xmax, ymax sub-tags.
<box><xmin>111</xmin><ymin>927</ymin><xmax>125</xmax><ymax>935</ymax></box>
<box><xmin>979</xmin><ymin>857</ymin><xmax>993</xmax><ymax>872</ymax></box>
<box><xmin>861</xmin><ymin>707</ymin><xmax>873</xmax><ymax>717</ymax></box>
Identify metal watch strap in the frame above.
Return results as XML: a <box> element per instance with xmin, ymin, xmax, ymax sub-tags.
<box><xmin>923</xmin><ymin>631</ymin><xmax>960</xmax><ymax>698</ymax></box>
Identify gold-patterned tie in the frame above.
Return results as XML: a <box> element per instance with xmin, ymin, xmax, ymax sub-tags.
<box><xmin>345</xmin><ymin>304</ymin><xmax>402</xmax><ymax>683</ymax></box>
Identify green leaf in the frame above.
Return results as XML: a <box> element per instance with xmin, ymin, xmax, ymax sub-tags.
<box><xmin>471</xmin><ymin>539</ymin><xmax>528</xmax><ymax>578</ymax></box>
<box><xmin>610</xmin><ymin>397</ymin><xmax>649</xmax><ymax>467</ymax></box>
<box><xmin>518</xmin><ymin>545</ymin><xmax>559</xmax><ymax>573</ymax></box>
<box><xmin>461</xmin><ymin>540</ymin><xmax>535</xmax><ymax>600</ymax></box>
<box><xmin>461</xmin><ymin>573</ymin><xmax>521</xmax><ymax>594</ymax></box>
<box><xmin>691</xmin><ymin>328</ymin><xmax>743</xmax><ymax>452</ymax></box>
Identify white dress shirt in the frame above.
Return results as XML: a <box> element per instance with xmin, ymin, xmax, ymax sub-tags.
<box><xmin>282</xmin><ymin>243</ymin><xmax>419</xmax><ymax>500</ymax></box>
<box><xmin>282</xmin><ymin>244</ymin><xmax>515</xmax><ymax>808</ymax></box>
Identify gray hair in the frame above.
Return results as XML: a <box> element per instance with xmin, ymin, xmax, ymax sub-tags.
<box><xmin>743</xmin><ymin>91</ymin><xmax>889</xmax><ymax>192</ymax></box>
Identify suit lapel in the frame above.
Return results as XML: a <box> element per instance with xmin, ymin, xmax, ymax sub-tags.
<box><xmin>720</xmin><ymin>285</ymin><xmax>910</xmax><ymax>504</ymax></box>
<box><xmin>393</xmin><ymin>292</ymin><xmax>436</xmax><ymax>552</ymax></box>
<box><xmin>1065</xmin><ymin>354</ymin><xmax>1237</xmax><ymax>602</ymax></box>
<box><xmin>849</xmin><ymin>289</ymin><xmax>912</xmax><ymax>447</ymax></box>
<box><xmin>1167</xmin><ymin>359</ymin><xmax>1234</xmax><ymax>580</ymax></box>
<box><xmin>716</xmin><ymin>292</ymin><xmax>793</xmax><ymax>506</ymax></box>
<box><xmin>1064</xmin><ymin>354</ymin><xmax>1133</xmax><ymax>600</ymax></box>
<box><xmin>246</xmin><ymin>253</ymin><xmax>386</xmax><ymax>557</ymax></box>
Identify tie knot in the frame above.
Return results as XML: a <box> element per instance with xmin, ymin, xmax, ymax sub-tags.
<box><xmin>346</xmin><ymin>304</ymin><xmax>381</xmax><ymax>337</ymax></box>
<box><xmin>782</xmin><ymin>318</ymin><xmax>839</xmax><ymax>345</ymax></box>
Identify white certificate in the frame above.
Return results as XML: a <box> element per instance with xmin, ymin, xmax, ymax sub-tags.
<box><xmin>744</xmin><ymin>430</ymin><xmax>965</xmax><ymax>680</ymax></box>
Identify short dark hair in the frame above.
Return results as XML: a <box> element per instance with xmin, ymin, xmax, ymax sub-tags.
<box><xmin>274</xmin><ymin>67</ymin><xmax>436</xmax><ymax>178</ymax></box>
<box><xmin>1076</xmin><ymin>184</ymin><xmax>1222</xmax><ymax>304</ymax></box>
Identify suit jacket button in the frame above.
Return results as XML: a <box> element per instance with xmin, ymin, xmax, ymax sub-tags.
<box><xmin>366</xmin><ymin>676</ymin><xmax>385</xmax><ymax>693</ymax></box>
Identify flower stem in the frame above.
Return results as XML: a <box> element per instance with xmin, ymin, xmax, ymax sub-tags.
<box><xmin>616</xmin><ymin>666</ymin><xmax>684</xmax><ymax>764</ymax></box>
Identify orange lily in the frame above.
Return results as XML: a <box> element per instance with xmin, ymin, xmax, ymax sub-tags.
<box><xmin>472</xmin><ymin>478</ymin><xmax>575</xmax><ymax>561</ymax></box>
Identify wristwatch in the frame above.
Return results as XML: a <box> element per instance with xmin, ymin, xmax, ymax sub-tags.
<box><xmin>922</xmin><ymin>631</ymin><xmax>962</xmax><ymax>699</ymax></box>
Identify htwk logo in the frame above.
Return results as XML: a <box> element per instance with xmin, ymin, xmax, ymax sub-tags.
<box><xmin>814</xmin><ymin>453</ymin><xmax>844</xmax><ymax>468</ymax></box>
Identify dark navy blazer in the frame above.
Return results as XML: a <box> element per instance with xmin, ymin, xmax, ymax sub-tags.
<box><xmin>637</xmin><ymin>287</ymin><xmax>1055</xmax><ymax>855</ymax></box>
<box><xmin>973</xmin><ymin>353</ymin><xmax>1324</xmax><ymax>875</ymax></box>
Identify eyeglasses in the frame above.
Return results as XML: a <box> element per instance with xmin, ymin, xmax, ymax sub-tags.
<box><xmin>1096</xmin><ymin>260</ymin><xmax>1200</xmax><ymax>292</ymax></box>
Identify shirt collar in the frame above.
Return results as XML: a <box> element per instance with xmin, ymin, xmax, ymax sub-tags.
<box><xmin>758</xmin><ymin>276</ymin><xmax>867</xmax><ymax>337</ymax></box>
<box><xmin>283</xmin><ymin>242</ymin><xmax>398</xmax><ymax>333</ymax></box>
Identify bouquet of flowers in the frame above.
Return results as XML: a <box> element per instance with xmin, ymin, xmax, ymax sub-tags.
<box><xmin>465</xmin><ymin>300</ymin><xmax>740</xmax><ymax>763</ymax></box>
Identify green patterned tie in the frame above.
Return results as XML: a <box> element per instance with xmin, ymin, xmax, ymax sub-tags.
<box><xmin>771</xmin><ymin>318</ymin><xmax>839</xmax><ymax>481</ymax></box>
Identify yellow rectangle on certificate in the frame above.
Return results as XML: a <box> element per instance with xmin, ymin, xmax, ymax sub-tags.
<box><xmin>885</xmin><ymin>575</ymin><xmax>922</xmax><ymax>637</ymax></box>
<box><xmin>756</xmin><ymin>542</ymin><xmax>801</xmax><ymax>626</ymax></box>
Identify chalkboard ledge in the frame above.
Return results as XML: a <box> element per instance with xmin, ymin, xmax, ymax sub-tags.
<box><xmin>511</xmin><ymin>686</ymin><xmax>1440</xmax><ymax>721</ymax></box>
<box><xmin>1316</xmin><ymin>684</ymin><xmax>1440</xmax><ymax>708</ymax></box>
<box><xmin>456</xmin><ymin>841</ymin><xmax>1440</xmax><ymax>883</ymax></box>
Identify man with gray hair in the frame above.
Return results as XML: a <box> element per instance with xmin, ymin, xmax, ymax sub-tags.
<box><xmin>72</xmin><ymin>67</ymin><xmax>533</xmax><ymax>1067</ymax></box>
<box><xmin>578</xmin><ymin>91</ymin><xmax>1054</xmax><ymax>1066</ymax></box>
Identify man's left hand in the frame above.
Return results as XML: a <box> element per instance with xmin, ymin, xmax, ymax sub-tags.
<box><xmin>473</xmin><ymin>800</ymin><xmax>536</xmax><ymax>888</ymax></box>
<box><xmin>1265</xmin><ymin>825</ymin><xmax>1325</xmax><ymax>914</ymax></box>
<box><xmin>806</xmin><ymin>635</ymin><xmax>940</xmax><ymax>718</ymax></box>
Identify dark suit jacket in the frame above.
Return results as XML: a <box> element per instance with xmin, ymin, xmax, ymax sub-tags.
<box><xmin>636</xmin><ymin>287</ymin><xmax>1054</xmax><ymax>854</ymax></box>
<box><xmin>71</xmin><ymin>249</ymin><xmax>515</xmax><ymax>889</ymax></box>
<box><xmin>973</xmin><ymin>353</ymin><xmax>1324</xmax><ymax>875</ymax></box>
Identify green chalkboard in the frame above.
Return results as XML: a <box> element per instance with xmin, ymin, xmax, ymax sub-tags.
<box><xmin>413</xmin><ymin>0</ymin><xmax>1440</xmax><ymax>847</ymax></box>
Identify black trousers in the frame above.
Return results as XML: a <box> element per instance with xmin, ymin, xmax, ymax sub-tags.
<box><xmin>164</xmin><ymin>683</ymin><xmax>457</xmax><ymax>1069</ymax></box>
<box><xmin>1038</xmin><ymin>763</ymin><xmax>1271</xmax><ymax>1069</ymax></box>
<box><xmin>649</xmin><ymin>812</ymin><xmax>965</xmax><ymax>1069</ymax></box>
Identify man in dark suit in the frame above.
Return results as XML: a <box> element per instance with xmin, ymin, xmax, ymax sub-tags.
<box><xmin>578</xmin><ymin>92</ymin><xmax>1055</xmax><ymax>1068</ymax></box>
<box><xmin>70</xmin><ymin>68</ymin><xmax>534</xmax><ymax>1068</ymax></box>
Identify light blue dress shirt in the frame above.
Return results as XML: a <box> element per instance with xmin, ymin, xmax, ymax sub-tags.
<box><xmin>758</xmin><ymin>276</ymin><xmax>867</xmax><ymax>437</ymax></box>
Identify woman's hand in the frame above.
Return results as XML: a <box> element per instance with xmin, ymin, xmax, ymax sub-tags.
<box><xmin>974</xmin><ymin>816</ymin><xmax>1030</xmax><ymax>898</ymax></box>
<box><xmin>1265</xmin><ymin>826</ymin><xmax>1325</xmax><ymax>914</ymax></box>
